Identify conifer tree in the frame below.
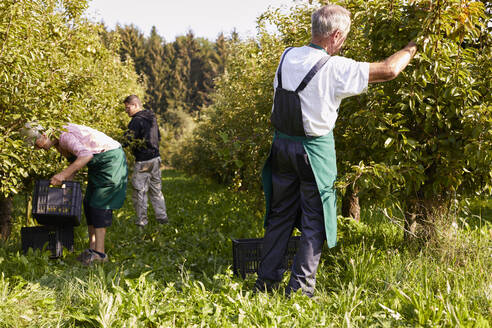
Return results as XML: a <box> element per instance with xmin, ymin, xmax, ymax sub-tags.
<box><xmin>116</xmin><ymin>24</ymin><xmax>146</xmax><ymax>74</ymax></box>
<box><xmin>142</xmin><ymin>26</ymin><xmax>169</xmax><ymax>115</ymax></box>
<box><xmin>214</xmin><ymin>33</ymin><xmax>230</xmax><ymax>76</ymax></box>
<box><xmin>166</xmin><ymin>32</ymin><xmax>193</xmax><ymax>113</ymax></box>
<box><xmin>191</xmin><ymin>38</ymin><xmax>217</xmax><ymax>114</ymax></box>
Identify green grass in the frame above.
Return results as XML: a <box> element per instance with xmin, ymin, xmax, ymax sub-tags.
<box><xmin>0</xmin><ymin>170</ymin><xmax>491</xmax><ymax>327</ymax></box>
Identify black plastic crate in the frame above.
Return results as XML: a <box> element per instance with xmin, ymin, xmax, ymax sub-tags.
<box><xmin>21</xmin><ymin>225</ymin><xmax>74</xmax><ymax>258</ymax></box>
<box><xmin>32</xmin><ymin>180</ymin><xmax>82</xmax><ymax>226</ymax></box>
<box><xmin>232</xmin><ymin>236</ymin><xmax>300</xmax><ymax>279</ymax></box>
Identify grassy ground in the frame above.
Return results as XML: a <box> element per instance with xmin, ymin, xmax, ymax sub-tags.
<box><xmin>0</xmin><ymin>170</ymin><xmax>490</xmax><ymax>327</ymax></box>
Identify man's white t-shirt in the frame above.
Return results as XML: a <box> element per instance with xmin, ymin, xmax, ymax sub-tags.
<box><xmin>273</xmin><ymin>46</ymin><xmax>369</xmax><ymax>137</ymax></box>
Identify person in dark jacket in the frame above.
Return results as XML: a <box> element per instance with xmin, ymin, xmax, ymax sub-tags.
<box><xmin>123</xmin><ymin>95</ymin><xmax>168</xmax><ymax>227</ymax></box>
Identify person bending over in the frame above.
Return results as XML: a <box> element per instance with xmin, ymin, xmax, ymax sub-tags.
<box><xmin>23</xmin><ymin>122</ymin><xmax>128</xmax><ymax>265</ymax></box>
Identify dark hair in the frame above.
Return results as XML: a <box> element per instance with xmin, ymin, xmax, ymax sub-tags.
<box><xmin>123</xmin><ymin>95</ymin><xmax>142</xmax><ymax>107</ymax></box>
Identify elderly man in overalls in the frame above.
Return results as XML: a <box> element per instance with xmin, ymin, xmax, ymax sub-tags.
<box><xmin>256</xmin><ymin>4</ymin><xmax>418</xmax><ymax>297</ymax></box>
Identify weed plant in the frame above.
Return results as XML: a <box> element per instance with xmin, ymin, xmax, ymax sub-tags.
<box><xmin>0</xmin><ymin>170</ymin><xmax>490</xmax><ymax>327</ymax></box>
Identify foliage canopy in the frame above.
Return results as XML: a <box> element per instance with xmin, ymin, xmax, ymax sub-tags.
<box><xmin>0</xmin><ymin>0</ymin><xmax>144</xmax><ymax>197</ymax></box>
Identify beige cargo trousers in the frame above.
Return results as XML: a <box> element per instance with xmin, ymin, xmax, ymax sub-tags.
<box><xmin>131</xmin><ymin>156</ymin><xmax>168</xmax><ymax>226</ymax></box>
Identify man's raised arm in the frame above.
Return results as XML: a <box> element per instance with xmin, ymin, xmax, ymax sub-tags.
<box><xmin>369</xmin><ymin>41</ymin><xmax>418</xmax><ymax>83</ymax></box>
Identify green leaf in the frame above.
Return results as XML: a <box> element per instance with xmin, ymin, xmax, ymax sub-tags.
<box><xmin>384</xmin><ymin>138</ymin><xmax>394</xmax><ymax>148</ymax></box>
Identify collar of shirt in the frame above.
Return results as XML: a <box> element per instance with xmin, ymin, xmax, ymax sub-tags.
<box><xmin>308</xmin><ymin>43</ymin><xmax>329</xmax><ymax>55</ymax></box>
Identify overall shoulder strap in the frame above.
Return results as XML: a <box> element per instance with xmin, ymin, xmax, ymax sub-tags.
<box><xmin>295</xmin><ymin>55</ymin><xmax>331</xmax><ymax>93</ymax></box>
<box><xmin>277</xmin><ymin>47</ymin><xmax>293</xmax><ymax>89</ymax></box>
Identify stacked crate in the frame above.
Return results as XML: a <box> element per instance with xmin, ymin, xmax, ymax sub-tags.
<box><xmin>21</xmin><ymin>180</ymin><xmax>82</xmax><ymax>258</ymax></box>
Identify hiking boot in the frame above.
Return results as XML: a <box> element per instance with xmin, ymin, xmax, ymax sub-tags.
<box><xmin>157</xmin><ymin>218</ymin><xmax>169</xmax><ymax>224</ymax></box>
<box><xmin>135</xmin><ymin>222</ymin><xmax>147</xmax><ymax>231</ymax></box>
<box><xmin>80</xmin><ymin>250</ymin><xmax>108</xmax><ymax>266</ymax></box>
<box><xmin>285</xmin><ymin>285</ymin><xmax>314</xmax><ymax>298</ymax></box>
<box><xmin>253</xmin><ymin>278</ymin><xmax>279</xmax><ymax>293</ymax></box>
<box><xmin>76</xmin><ymin>249</ymin><xmax>93</xmax><ymax>262</ymax></box>
<box><xmin>135</xmin><ymin>217</ymin><xmax>148</xmax><ymax>227</ymax></box>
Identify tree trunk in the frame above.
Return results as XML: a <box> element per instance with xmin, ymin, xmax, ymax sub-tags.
<box><xmin>0</xmin><ymin>195</ymin><xmax>13</xmax><ymax>240</ymax></box>
<box><xmin>404</xmin><ymin>196</ymin><xmax>444</xmax><ymax>244</ymax></box>
<box><xmin>342</xmin><ymin>185</ymin><xmax>360</xmax><ymax>222</ymax></box>
<box><xmin>404</xmin><ymin>199</ymin><xmax>419</xmax><ymax>242</ymax></box>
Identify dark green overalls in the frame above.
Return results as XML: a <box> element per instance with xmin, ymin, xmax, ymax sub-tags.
<box><xmin>85</xmin><ymin>147</ymin><xmax>128</xmax><ymax>210</ymax></box>
<box><xmin>257</xmin><ymin>46</ymin><xmax>337</xmax><ymax>297</ymax></box>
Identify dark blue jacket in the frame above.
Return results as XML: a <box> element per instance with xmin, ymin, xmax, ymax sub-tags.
<box><xmin>124</xmin><ymin>109</ymin><xmax>160</xmax><ymax>162</ymax></box>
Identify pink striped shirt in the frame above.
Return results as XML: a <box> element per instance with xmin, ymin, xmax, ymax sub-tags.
<box><xmin>59</xmin><ymin>123</ymin><xmax>120</xmax><ymax>158</ymax></box>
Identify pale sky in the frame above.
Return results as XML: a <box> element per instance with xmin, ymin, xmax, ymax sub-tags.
<box><xmin>86</xmin><ymin>0</ymin><xmax>296</xmax><ymax>41</ymax></box>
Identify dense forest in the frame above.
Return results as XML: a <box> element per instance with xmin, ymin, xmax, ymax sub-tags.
<box><xmin>112</xmin><ymin>25</ymin><xmax>233</xmax><ymax>118</ymax></box>
<box><xmin>104</xmin><ymin>24</ymin><xmax>238</xmax><ymax>169</ymax></box>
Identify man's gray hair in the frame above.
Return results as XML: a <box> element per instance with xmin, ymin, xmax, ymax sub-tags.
<box><xmin>311</xmin><ymin>4</ymin><xmax>351</xmax><ymax>38</ymax></box>
<box><xmin>20</xmin><ymin>121</ymin><xmax>44</xmax><ymax>146</ymax></box>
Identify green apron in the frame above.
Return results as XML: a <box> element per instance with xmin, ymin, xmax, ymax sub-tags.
<box><xmin>262</xmin><ymin>131</ymin><xmax>338</xmax><ymax>248</ymax></box>
<box><xmin>85</xmin><ymin>147</ymin><xmax>128</xmax><ymax>210</ymax></box>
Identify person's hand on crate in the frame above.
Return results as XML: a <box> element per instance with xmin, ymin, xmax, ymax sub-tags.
<box><xmin>50</xmin><ymin>172</ymin><xmax>68</xmax><ymax>186</ymax></box>
<box><xmin>50</xmin><ymin>155</ymin><xmax>93</xmax><ymax>185</ymax></box>
<box><xmin>22</xmin><ymin>122</ymin><xmax>129</xmax><ymax>263</ymax></box>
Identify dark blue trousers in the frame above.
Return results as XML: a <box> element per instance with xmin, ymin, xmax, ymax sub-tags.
<box><xmin>257</xmin><ymin>136</ymin><xmax>325</xmax><ymax>297</ymax></box>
